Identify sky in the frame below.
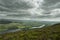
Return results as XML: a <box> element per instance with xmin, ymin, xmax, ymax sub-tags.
<box><xmin>0</xmin><ymin>0</ymin><xmax>60</xmax><ymax>21</ymax></box>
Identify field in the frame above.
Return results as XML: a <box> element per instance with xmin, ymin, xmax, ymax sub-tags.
<box><xmin>0</xmin><ymin>23</ymin><xmax>60</xmax><ymax>40</ymax></box>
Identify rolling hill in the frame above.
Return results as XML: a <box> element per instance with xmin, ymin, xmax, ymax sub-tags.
<box><xmin>0</xmin><ymin>23</ymin><xmax>60</xmax><ymax>40</ymax></box>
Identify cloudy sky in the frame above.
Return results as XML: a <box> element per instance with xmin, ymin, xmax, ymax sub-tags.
<box><xmin>0</xmin><ymin>0</ymin><xmax>60</xmax><ymax>21</ymax></box>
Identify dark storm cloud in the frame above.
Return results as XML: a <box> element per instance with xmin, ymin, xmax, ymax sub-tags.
<box><xmin>0</xmin><ymin>0</ymin><xmax>60</xmax><ymax>21</ymax></box>
<box><xmin>44</xmin><ymin>0</ymin><xmax>60</xmax><ymax>6</ymax></box>
<box><xmin>0</xmin><ymin>0</ymin><xmax>38</xmax><ymax>12</ymax></box>
<box><xmin>42</xmin><ymin>0</ymin><xmax>60</xmax><ymax>10</ymax></box>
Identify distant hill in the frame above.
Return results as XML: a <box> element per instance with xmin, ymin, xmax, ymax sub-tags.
<box><xmin>0</xmin><ymin>19</ymin><xmax>12</xmax><ymax>24</ymax></box>
<box><xmin>0</xmin><ymin>23</ymin><xmax>60</xmax><ymax>40</ymax></box>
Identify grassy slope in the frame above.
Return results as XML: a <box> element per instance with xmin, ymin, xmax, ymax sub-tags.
<box><xmin>0</xmin><ymin>23</ymin><xmax>60</xmax><ymax>40</ymax></box>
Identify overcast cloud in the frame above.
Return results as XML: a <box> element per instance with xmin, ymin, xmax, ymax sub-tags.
<box><xmin>0</xmin><ymin>0</ymin><xmax>60</xmax><ymax>21</ymax></box>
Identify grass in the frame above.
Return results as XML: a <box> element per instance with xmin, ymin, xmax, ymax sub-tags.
<box><xmin>0</xmin><ymin>23</ymin><xmax>60</xmax><ymax>40</ymax></box>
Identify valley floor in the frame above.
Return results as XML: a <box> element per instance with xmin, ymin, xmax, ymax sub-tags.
<box><xmin>0</xmin><ymin>23</ymin><xmax>60</xmax><ymax>40</ymax></box>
